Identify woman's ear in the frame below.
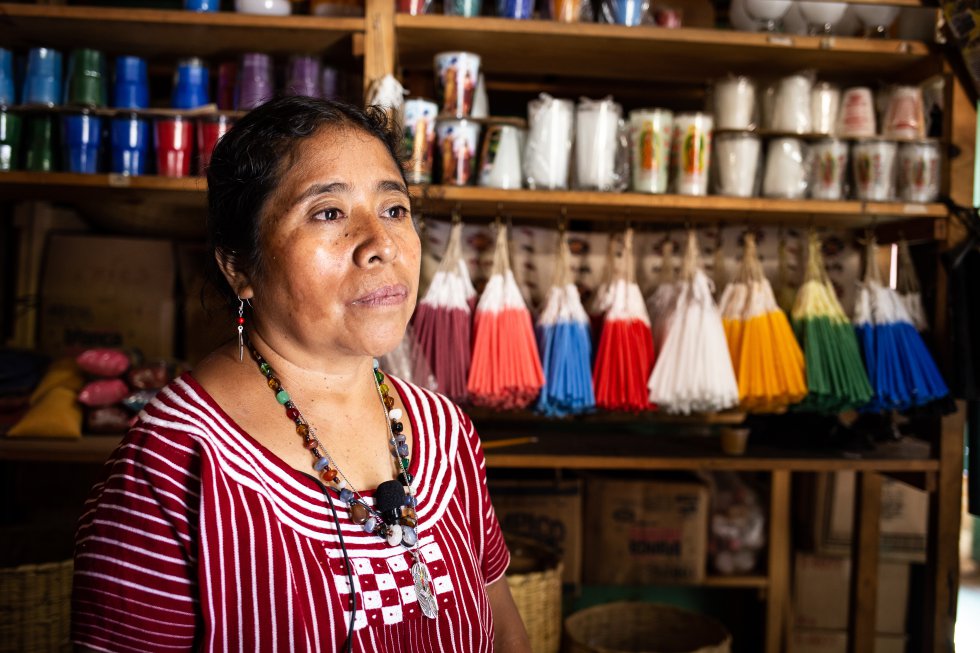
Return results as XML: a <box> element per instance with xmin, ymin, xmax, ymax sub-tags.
<box><xmin>215</xmin><ymin>249</ymin><xmax>255</xmax><ymax>299</ymax></box>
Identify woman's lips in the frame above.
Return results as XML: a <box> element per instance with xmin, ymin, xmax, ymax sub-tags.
<box><xmin>351</xmin><ymin>284</ymin><xmax>409</xmax><ymax>306</ymax></box>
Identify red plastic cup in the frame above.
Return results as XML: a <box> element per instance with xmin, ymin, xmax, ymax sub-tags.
<box><xmin>196</xmin><ymin>114</ymin><xmax>233</xmax><ymax>175</ymax></box>
<box><xmin>154</xmin><ymin>115</ymin><xmax>193</xmax><ymax>177</ymax></box>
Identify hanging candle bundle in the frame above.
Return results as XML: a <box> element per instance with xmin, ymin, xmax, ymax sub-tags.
<box><xmin>411</xmin><ymin>220</ymin><xmax>477</xmax><ymax>403</ymax></box>
<box><xmin>467</xmin><ymin>223</ymin><xmax>545</xmax><ymax>409</ymax></box>
<box><xmin>790</xmin><ymin>232</ymin><xmax>873</xmax><ymax>413</ymax></box>
<box><xmin>853</xmin><ymin>236</ymin><xmax>947</xmax><ymax>411</ymax></box>
<box><xmin>593</xmin><ymin>227</ymin><xmax>656</xmax><ymax>412</ymax></box>
<box><xmin>648</xmin><ymin>230</ymin><xmax>739</xmax><ymax>414</ymax></box>
<box><xmin>896</xmin><ymin>239</ymin><xmax>929</xmax><ymax>332</ymax></box>
<box><xmin>646</xmin><ymin>238</ymin><xmax>678</xmax><ymax>350</ymax></box>
<box><xmin>535</xmin><ymin>230</ymin><xmax>596</xmax><ymax>417</ymax></box>
<box><xmin>720</xmin><ymin>233</ymin><xmax>807</xmax><ymax>412</ymax></box>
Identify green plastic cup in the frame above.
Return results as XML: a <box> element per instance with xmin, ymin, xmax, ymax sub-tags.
<box><xmin>25</xmin><ymin>114</ymin><xmax>56</xmax><ymax>172</ymax></box>
<box><xmin>0</xmin><ymin>110</ymin><xmax>22</xmax><ymax>171</ymax></box>
<box><xmin>65</xmin><ymin>48</ymin><xmax>107</xmax><ymax>108</ymax></box>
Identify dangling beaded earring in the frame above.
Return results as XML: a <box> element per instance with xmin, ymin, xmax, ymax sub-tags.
<box><xmin>237</xmin><ymin>297</ymin><xmax>245</xmax><ymax>361</ymax></box>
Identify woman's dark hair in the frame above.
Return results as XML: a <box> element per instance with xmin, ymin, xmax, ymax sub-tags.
<box><xmin>205</xmin><ymin>95</ymin><xmax>407</xmax><ymax>308</ymax></box>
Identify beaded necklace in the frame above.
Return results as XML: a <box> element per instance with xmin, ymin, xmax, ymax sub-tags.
<box><xmin>246</xmin><ymin>338</ymin><xmax>439</xmax><ymax>619</ymax></box>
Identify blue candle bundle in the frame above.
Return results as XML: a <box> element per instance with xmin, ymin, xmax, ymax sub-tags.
<box><xmin>536</xmin><ymin>233</ymin><xmax>595</xmax><ymax>417</ymax></box>
<box><xmin>853</xmin><ymin>238</ymin><xmax>948</xmax><ymax>412</ymax></box>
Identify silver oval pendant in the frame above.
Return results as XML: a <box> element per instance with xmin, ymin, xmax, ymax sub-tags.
<box><xmin>411</xmin><ymin>561</ymin><xmax>439</xmax><ymax>619</ymax></box>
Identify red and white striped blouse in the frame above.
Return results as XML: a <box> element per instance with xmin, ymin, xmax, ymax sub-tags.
<box><xmin>72</xmin><ymin>374</ymin><xmax>510</xmax><ymax>652</ymax></box>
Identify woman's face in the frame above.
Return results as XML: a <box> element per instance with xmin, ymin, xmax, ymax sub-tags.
<box><xmin>238</xmin><ymin>125</ymin><xmax>420</xmax><ymax>360</ymax></box>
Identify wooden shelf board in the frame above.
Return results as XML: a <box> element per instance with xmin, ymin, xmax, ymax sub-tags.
<box><xmin>0</xmin><ymin>171</ymin><xmax>204</xmax><ymax>203</ymax></box>
<box><xmin>699</xmin><ymin>575</ymin><xmax>769</xmax><ymax>589</ymax></box>
<box><xmin>414</xmin><ymin>185</ymin><xmax>948</xmax><ymax>228</ymax></box>
<box><xmin>0</xmin><ymin>435</ymin><xmax>121</xmax><ymax>464</ymax></box>
<box><xmin>0</xmin><ymin>4</ymin><xmax>363</xmax><ymax>58</ymax></box>
<box><xmin>395</xmin><ymin>15</ymin><xmax>939</xmax><ymax>83</ymax></box>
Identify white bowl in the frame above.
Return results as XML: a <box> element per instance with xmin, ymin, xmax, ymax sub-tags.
<box><xmin>235</xmin><ymin>0</ymin><xmax>290</xmax><ymax>15</ymax></box>
<box><xmin>853</xmin><ymin>5</ymin><xmax>900</xmax><ymax>31</ymax></box>
<box><xmin>729</xmin><ymin>0</ymin><xmax>760</xmax><ymax>31</ymax></box>
<box><xmin>744</xmin><ymin>0</ymin><xmax>793</xmax><ymax>21</ymax></box>
<box><xmin>798</xmin><ymin>1</ymin><xmax>848</xmax><ymax>29</ymax></box>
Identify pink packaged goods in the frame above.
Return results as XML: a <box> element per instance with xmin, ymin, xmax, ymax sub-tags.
<box><xmin>86</xmin><ymin>405</ymin><xmax>136</xmax><ymax>434</ymax></box>
<box><xmin>76</xmin><ymin>348</ymin><xmax>130</xmax><ymax>377</ymax></box>
<box><xmin>77</xmin><ymin>378</ymin><xmax>131</xmax><ymax>407</ymax></box>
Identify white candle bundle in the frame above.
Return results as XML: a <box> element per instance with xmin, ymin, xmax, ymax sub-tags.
<box><xmin>524</xmin><ymin>93</ymin><xmax>575</xmax><ymax>189</ymax></box>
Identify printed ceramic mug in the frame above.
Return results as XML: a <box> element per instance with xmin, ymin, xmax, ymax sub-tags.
<box><xmin>809</xmin><ymin>138</ymin><xmax>849</xmax><ymax>200</ymax></box>
<box><xmin>671</xmin><ymin>112</ymin><xmax>713</xmax><ymax>196</ymax></box>
<box><xmin>436</xmin><ymin>118</ymin><xmax>481</xmax><ymax>185</ymax></box>
<box><xmin>897</xmin><ymin>140</ymin><xmax>940</xmax><ymax>203</ymax></box>
<box><xmin>852</xmin><ymin>139</ymin><xmax>898</xmax><ymax>201</ymax></box>
<box><xmin>434</xmin><ymin>51</ymin><xmax>481</xmax><ymax>119</ymax></box>
<box><xmin>629</xmin><ymin>108</ymin><xmax>673</xmax><ymax>194</ymax></box>
<box><xmin>401</xmin><ymin>97</ymin><xmax>439</xmax><ymax>184</ymax></box>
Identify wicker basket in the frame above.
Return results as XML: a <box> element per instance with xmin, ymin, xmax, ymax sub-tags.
<box><xmin>564</xmin><ymin>602</ymin><xmax>732</xmax><ymax>653</ymax></box>
<box><xmin>0</xmin><ymin>559</ymin><xmax>73</xmax><ymax>653</ymax></box>
<box><xmin>506</xmin><ymin>536</ymin><xmax>563</xmax><ymax>653</ymax></box>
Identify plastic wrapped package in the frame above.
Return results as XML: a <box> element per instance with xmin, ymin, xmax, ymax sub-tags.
<box><xmin>671</xmin><ymin>112</ymin><xmax>713</xmax><ymax>196</ymax></box>
<box><xmin>810</xmin><ymin>82</ymin><xmax>840</xmax><ymax>135</ymax></box>
<box><xmin>808</xmin><ymin>138</ymin><xmax>848</xmax><ymax>200</ymax></box>
<box><xmin>598</xmin><ymin>0</ymin><xmax>650</xmax><ymax>26</ymax></box>
<box><xmin>712</xmin><ymin>75</ymin><xmax>757</xmax><ymax>131</ymax></box>
<box><xmin>762</xmin><ymin>137</ymin><xmax>808</xmax><ymax>199</ymax></box>
<box><xmin>882</xmin><ymin>85</ymin><xmax>926</xmax><ymax>140</ymax></box>
<box><xmin>714</xmin><ymin>132</ymin><xmax>761</xmax><ymax>198</ymax></box>
<box><xmin>76</xmin><ymin>348</ymin><xmax>130</xmax><ymax>377</ymax></box>
<box><xmin>524</xmin><ymin>94</ymin><xmax>575</xmax><ymax>190</ymax></box>
<box><xmin>127</xmin><ymin>361</ymin><xmax>172</xmax><ymax>390</ymax></box>
<box><xmin>852</xmin><ymin>139</ymin><xmax>897</xmax><ymax>201</ymax></box>
<box><xmin>707</xmin><ymin>472</ymin><xmax>766</xmax><ymax>575</ymax></box>
<box><xmin>897</xmin><ymin>140</ymin><xmax>940</xmax><ymax>203</ymax></box>
<box><xmin>770</xmin><ymin>72</ymin><xmax>814</xmax><ymax>133</ymax></box>
<box><xmin>836</xmin><ymin>87</ymin><xmax>876</xmax><ymax>137</ymax></box>
<box><xmin>628</xmin><ymin>108</ymin><xmax>673</xmax><ymax>194</ymax></box>
<box><xmin>86</xmin><ymin>405</ymin><xmax>135</xmax><ymax>434</ymax></box>
<box><xmin>77</xmin><ymin>378</ymin><xmax>130</xmax><ymax>407</ymax></box>
<box><xmin>574</xmin><ymin>97</ymin><xmax>628</xmax><ymax>191</ymax></box>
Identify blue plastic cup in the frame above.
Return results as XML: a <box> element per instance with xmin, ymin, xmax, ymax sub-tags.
<box><xmin>22</xmin><ymin>48</ymin><xmax>63</xmax><ymax>106</ymax></box>
<box><xmin>184</xmin><ymin>0</ymin><xmax>220</xmax><ymax>11</ymax></box>
<box><xmin>173</xmin><ymin>57</ymin><xmax>210</xmax><ymax>109</ymax></box>
<box><xmin>614</xmin><ymin>0</ymin><xmax>645</xmax><ymax>25</ymax></box>
<box><xmin>63</xmin><ymin>112</ymin><xmax>102</xmax><ymax>173</ymax></box>
<box><xmin>0</xmin><ymin>49</ymin><xmax>15</xmax><ymax>106</ymax></box>
<box><xmin>496</xmin><ymin>0</ymin><xmax>533</xmax><ymax>18</ymax></box>
<box><xmin>110</xmin><ymin>114</ymin><xmax>149</xmax><ymax>175</ymax></box>
<box><xmin>446</xmin><ymin>0</ymin><xmax>482</xmax><ymax>15</ymax></box>
<box><xmin>113</xmin><ymin>56</ymin><xmax>149</xmax><ymax>109</ymax></box>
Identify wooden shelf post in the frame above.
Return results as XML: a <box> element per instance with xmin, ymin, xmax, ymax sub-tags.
<box><xmin>766</xmin><ymin>469</ymin><xmax>791</xmax><ymax>653</ymax></box>
<box><xmin>847</xmin><ymin>471</ymin><xmax>883</xmax><ymax>653</ymax></box>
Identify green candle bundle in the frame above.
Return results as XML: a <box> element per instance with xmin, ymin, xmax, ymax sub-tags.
<box><xmin>791</xmin><ymin>232</ymin><xmax>873</xmax><ymax>413</ymax></box>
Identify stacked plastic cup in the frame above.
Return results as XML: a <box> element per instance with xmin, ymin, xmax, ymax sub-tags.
<box><xmin>155</xmin><ymin>115</ymin><xmax>194</xmax><ymax>177</ymax></box>
<box><xmin>184</xmin><ymin>0</ymin><xmax>220</xmax><ymax>11</ymax></box>
<box><xmin>65</xmin><ymin>48</ymin><xmax>107</xmax><ymax>108</ymax></box>
<box><xmin>497</xmin><ymin>0</ymin><xmax>533</xmax><ymax>19</ymax></box>
<box><xmin>197</xmin><ymin>114</ymin><xmax>233</xmax><ymax>174</ymax></box>
<box><xmin>0</xmin><ymin>110</ymin><xmax>21</xmax><ymax>171</ymax></box>
<box><xmin>446</xmin><ymin>0</ymin><xmax>482</xmax><ymax>16</ymax></box>
<box><xmin>25</xmin><ymin>115</ymin><xmax>56</xmax><ymax>171</ymax></box>
<box><xmin>238</xmin><ymin>53</ymin><xmax>274</xmax><ymax>110</ymax></box>
<box><xmin>63</xmin><ymin>112</ymin><xmax>102</xmax><ymax>173</ymax></box>
<box><xmin>0</xmin><ymin>48</ymin><xmax>15</xmax><ymax>107</ymax></box>
<box><xmin>216</xmin><ymin>61</ymin><xmax>238</xmax><ymax>110</ymax></box>
<box><xmin>111</xmin><ymin>114</ymin><xmax>150</xmax><ymax>176</ymax></box>
<box><xmin>173</xmin><ymin>58</ymin><xmax>210</xmax><ymax>109</ymax></box>
<box><xmin>285</xmin><ymin>56</ymin><xmax>321</xmax><ymax>97</ymax></box>
<box><xmin>23</xmin><ymin>48</ymin><xmax>63</xmax><ymax>106</ymax></box>
<box><xmin>321</xmin><ymin>66</ymin><xmax>340</xmax><ymax>100</ymax></box>
<box><xmin>113</xmin><ymin>56</ymin><xmax>149</xmax><ymax>109</ymax></box>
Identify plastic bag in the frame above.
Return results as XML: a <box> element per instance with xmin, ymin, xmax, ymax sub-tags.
<box><xmin>76</xmin><ymin>348</ymin><xmax>130</xmax><ymax>378</ymax></box>
<box><xmin>707</xmin><ymin>472</ymin><xmax>766</xmax><ymax>575</ymax></box>
<box><xmin>524</xmin><ymin>94</ymin><xmax>575</xmax><ymax>190</ymax></box>
<box><xmin>574</xmin><ymin>97</ymin><xmax>628</xmax><ymax>191</ymax></box>
<box><xmin>712</xmin><ymin>75</ymin><xmax>758</xmax><ymax>131</ymax></box>
<box><xmin>763</xmin><ymin>137</ymin><xmax>809</xmax><ymax>199</ymax></box>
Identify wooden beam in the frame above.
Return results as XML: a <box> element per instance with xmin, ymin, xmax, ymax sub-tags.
<box><xmin>880</xmin><ymin>471</ymin><xmax>938</xmax><ymax>493</ymax></box>
<box><xmin>363</xmin><ymin>0</ymin><xmax>396</xmax><ymax>101</ymax></box>
<box><xmin>847</xmin><ymin>471</ymin><xmax>882</xmax><ymax>653</ymax></box>
<box><xmin>766</xmin><ymin>470</ymin><xmax>791</xmax><ymax>653</ymax></box>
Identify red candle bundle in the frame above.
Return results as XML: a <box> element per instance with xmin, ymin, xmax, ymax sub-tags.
<box><xmin>467</xmin><ymin>223</ymin><xmax>544</xmax><ymax>409</ymax></box>
<box><xmin>592</xmin><ymin>228</ymin><xmax>656</xmax><ymax>411</ymax></box>
<box><xmin>411</xmin><ymin>221</ymin><xmax>476</xmax><ymax>403</ymax></box>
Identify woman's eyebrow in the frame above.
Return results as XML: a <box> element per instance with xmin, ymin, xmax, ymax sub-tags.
<box><xmin>378</xmin><ymin>179</ymin><xmax>409</xmax><ymax>196</ymax></box>
<box><xmin>292</xmin><ymin>181</ymin><xmax>350</xmax><ymax>207</ymax></box>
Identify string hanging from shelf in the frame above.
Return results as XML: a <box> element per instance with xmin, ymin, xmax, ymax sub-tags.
<box><xmin>411</xmin><ymin>220</ymin><xmax>476</xmax><ymax>403</ymax></box>
<box><xmin>593</xmin><ymin>227</ymin><xmax>656</xmax><ymax>412</ymax></box>
<box><xmin>774</xmin><ymin>233</ymin><xmax>797</xmax><ymax>316</ymax></box>
<box><xmin>720</xmin><ymin>232</ymin><xmax>808</xmax><ymax>412</ymax></box>
<box><xmin>790</xmin><ymin>231</ymin><xmax>873</xmax><ymax>413</ymax></box>
<box><xmin>853</xmin><ymin>235</ymin><xmax>947</xmax><ymax>412</ymax></box>
<box><xmin>646</xmin><ymin>238</ymin><xmax>678</xmax><ymax>351</ymax></box>
<box><xmin>535</xmin><ymin>229</ymin><xmax>595</xmax><ymax>417</ymax></box>
<box><xmin>647</xmin><ymin>229</ymin><xmax>739</xmax><ymax>415</ymax></box>
<box><xmin>467</xmin><ymin>222</ymin><xmax>545</xmax><ymax>410</ymax></box>
<box><xmin>896</xmin><ymin>238</ymin><xmax>929</xmax><ymax>332</ymax></box>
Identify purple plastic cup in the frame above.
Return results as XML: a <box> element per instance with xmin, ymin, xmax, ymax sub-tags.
<box><xmin>237</xmin><ymin>52</ymin><xmax>274</xmax><ymax>110</ymax></box>
<box><xmin>321</xmin><ymin>66</ymin><xmax>340</xmax><ymax>100</ymax></box>
<box><xmin>285</xmin><ymin>56</ymin><xmax>321</xmax><ymax>97</ymax></box>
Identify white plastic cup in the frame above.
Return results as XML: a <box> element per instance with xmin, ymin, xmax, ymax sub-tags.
<box><xmin>714</xmin><ymin>132</ymin><xmax>761</xmax><ymax>197</ymax></box>
<box><xmin>672</xmin><ymin>112</ymin><xmax>713</xmax><ymax>196</ymax></box>
<box><xmin>629</xmin><ymin>108</ymin><xmax>673</xmax><ymax>193</ymax></box>
<box><xmin>479</xmin><ymin>123</ymin><xmax>524</xmax><ymax>189</ymax></box>
<box><xmin>837</xmin><ymin>87</ymin><xmax>876</xmax><ymax>138</ymax></box>
<box><xmin>771</xmin><ymin>74</ymin><xmax>813</xmax><ymax>134</ymax></box>
<box><xmin>713</xmin><ymin>76</ymin><xmax>757</xmax><ymax>130</ymax></box>
<box><xmin>436</xmin><ymin>118</ymin><xmax>482</xmax><ymax>186</ymax></box>
<box><xmin>763</xmin><ymin>137</ymin><xmax>808</xmax><ymax>199</ymax></box>
<box><xmin>897</xmin><ymin>140</ymin><xmax>940</xmax><ymax>203</ymax></box>
<box><xmin>809</xmin><ymin>138</ymin><xmax>849</xmax><ymax>200</ymax></box>
<box><xmin>852</xmin><ymin>139</ymin><xmax>898</xmax><ymax>201</ymax></box>
<box><xmin>810</xmin><ymin>82</ymin><xmax>840</xmax><ymax>135</ymax></box>
<box><xmin>575</xmin><ymin>98</ymin><xmax>623</xmax><ymax>191</ymax></box>
<box><xmin>524</xmin><ymin>94</ymin><xmax>574</xmax><ymax>189</ymax></box>
<box><xmin>434</xmin><ymin>51</ymin><xmax>481</xmax><ymax>118</ymax></box>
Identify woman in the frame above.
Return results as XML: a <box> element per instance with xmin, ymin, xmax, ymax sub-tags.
<box><xmin>72</xmin><ymin>96</ymin><xmax>531</xmax><ymax>652</ymax></box>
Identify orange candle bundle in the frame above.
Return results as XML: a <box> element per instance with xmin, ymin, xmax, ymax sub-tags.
<box><xmin>467</xmin><ymin>223</ymin><xmax>544</xmax><ymax>409</ymax></box>
<box><xmin>719</xmin><ymin>233</ymin><xmax>807</xmax><ymax>412</ymax></box>
<box><xmin>593</xmin><ymin>228</ymin><xmax>656</xmax><ymax>411</ymax></box>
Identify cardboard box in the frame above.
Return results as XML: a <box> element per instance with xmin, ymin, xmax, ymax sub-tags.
<box><xmin>38</xmin><ymin>234</ymin><xmax>175</xmax><ymax>359</ymax></box>
<box><xmin>490</xmin><ymin>479</ymin><xmax>582</xmax><ymax>585</ymax></box>
<box><xmin>176</xmin><ymin>244</ymin><xmax>232</xmax><ymax>365</ymax></box>
<box><xmin>584</xmin><ymin>475</ymin><xmax>708</xmax><ymax>584</ymax></box>
<box><xmin>811</xmin><ymin>471</ymin><xmax>928</xmax><ymax>562</ymax></box>
<box><xmin>792</xmin><ymin>629</ymin><xmax>906</xmax><ymax>653</ymax></box>
<box><xmin>794</xmin><ymin>553</ymin><xmax>910</xmax><ymax>635</ymax></box>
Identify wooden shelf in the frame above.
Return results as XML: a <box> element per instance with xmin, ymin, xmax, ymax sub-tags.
<box><xmin>0</xmin><ymin>4</ymin><xmax>363</xmax><ymax>58</ymax></box>
<box><xmin>395</xmin><ymin>15</ymin><xmax>940</xmax><ymax>84</ymax></box>
<box><xmin>0</xmin><ymin>435</ymin><xmax>121</xmax><ymax>464</ymax></box>
<box><xmin>0</xmin><ymin>171</ymin><xmax>204</xmax><ymax>204</ymax></box>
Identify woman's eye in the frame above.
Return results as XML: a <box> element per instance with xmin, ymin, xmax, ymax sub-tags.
<box><xmin>313</xmin><ymin>208</ymin><xmax>342</xmax><ymax>221</ymax></box>
<box><xmin>385</xmin><ymin>205</ymin><xmax>409</xmax><ymax>219</ymax></box>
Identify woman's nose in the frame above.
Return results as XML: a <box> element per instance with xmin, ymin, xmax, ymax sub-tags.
<box><xmin>352</xmin><ymin>212</ymin><xmax>397</xmax><ymax>267</ymax></box>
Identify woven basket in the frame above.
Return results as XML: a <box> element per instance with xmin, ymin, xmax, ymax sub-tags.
<box><xmin>506</xmin><ymin>536</ymin><xmax>563</xmax><ymax>653</ymax></box>
<box><xmin>564</xmin><ymin>602</ymin><xmax>732</xmax><ymax>653</ymax></box>
<box><xmin>0</xmin><ymin>559</ymin><xmax>73</xmax><ymax>653</ymax></box>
